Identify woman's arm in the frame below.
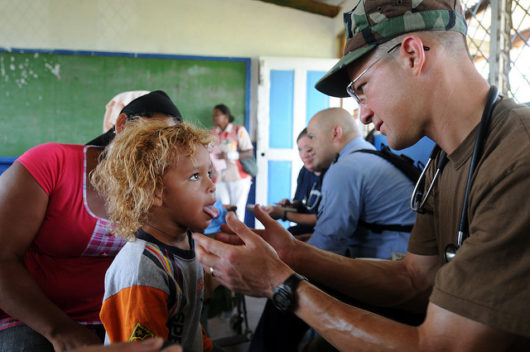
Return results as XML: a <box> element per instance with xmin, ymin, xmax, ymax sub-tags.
<box><xmin>0</xmin><ymin>163</ymin><xmax>101</xmax><ymax>351</ymax></box>
<box><xmin>238</xmin><ymin>149</ymin><xmax>253</xmax><ymax>160</ymax></box>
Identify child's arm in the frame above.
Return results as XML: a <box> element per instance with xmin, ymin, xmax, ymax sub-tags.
<box><xmin>100</xmin><ymin>285</ymin><xmax>170</xmax><ymax>343</ymax></box>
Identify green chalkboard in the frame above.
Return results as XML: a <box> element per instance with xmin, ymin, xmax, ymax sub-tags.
<box><xmin>0</xmin><ymin>50</ymin><xmax>249</xmax><ymax>156</ymax></box>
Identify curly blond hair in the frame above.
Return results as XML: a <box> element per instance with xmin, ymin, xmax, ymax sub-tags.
<box><xmin>91</xmin><ymin>119</ymin><xmax>213</xmax><ymax>240</ymax></box>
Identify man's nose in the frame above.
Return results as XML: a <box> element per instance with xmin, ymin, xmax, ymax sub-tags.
<box><xmin>359</xmin><ymin>103</ymin><xmax>374</xmax><ymax>125</ymax></box>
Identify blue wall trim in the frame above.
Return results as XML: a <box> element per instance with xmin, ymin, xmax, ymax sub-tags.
<box><xmin>0</xmin><ymin>156</ymin><xmax>17</xmax><ymax>175</ymax></box>
<box><xmin>306</xmin><ymin>71</ymin><xmax>329</xmax><ymax>125</ymax></box>
<box><xmin>269</xmin><ymin>70</ymin><xmax>294</xmax><ymax>149</ymax></box>
<box><xmin>0</xmin><ymin>47</ymin><xmax>250</xmax><ymax>62</ymax></box>
<box><xmin>267</xmin><ymin>160</ymin><xmax>292</xmax><ymax>205</ymax></box>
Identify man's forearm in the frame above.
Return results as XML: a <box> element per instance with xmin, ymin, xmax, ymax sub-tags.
<box><xmin>284</xmin><ymin>212</ymin><xmax>317</xmax><ymax>226</ymax></box>
<box><xmin>284</xmin><ymin>241</ymin><xmax>436</xmax><ymax>312</ymax></box>
<box><xmin>293</xmin><ymin>280</ymin><xmax>421</xmax><ymax>352</ymax></box>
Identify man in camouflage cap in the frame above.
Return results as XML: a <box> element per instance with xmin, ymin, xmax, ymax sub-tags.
<box><xmin>315</xmin><ymin>0</ymin><xmax>467</xmax><ymax>97</ymax></box>
<box><xmin>192</xmin><ymin>0</ymin><xmax>530</xmax><ymax>350</ymax></box>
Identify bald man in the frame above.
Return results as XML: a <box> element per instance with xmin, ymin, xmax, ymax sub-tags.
<box><xmin>305</xmin><ymin>107</ymin><xmax>415</xmax><ymax>258</ymax></box>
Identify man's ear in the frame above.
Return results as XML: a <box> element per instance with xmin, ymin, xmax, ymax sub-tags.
<box><xmin>332</xmin><ymin>125</ymin><xmax>343</xmax><ymax>142</ymax></box>
<box><xmin>114</xmin><ymin>113</ymin><xmax>128</xmax><ymax>134</ymax></box>
<box><xmin>400</xmin><ymin>35</ymin><xmax>427</xmax><ymax>76</ymax></box>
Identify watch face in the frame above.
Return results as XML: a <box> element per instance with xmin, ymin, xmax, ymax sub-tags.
<box><xmin>272</xmin><ymin>285</ymin><xmax>292</xmax><ymax>311</ymax></box>
<box><xmin>271</xmin><ymin>273</ymin><xmax>306</xmax><ymax>311</ymax></box>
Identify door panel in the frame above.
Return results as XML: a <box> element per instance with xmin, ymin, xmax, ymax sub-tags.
<box><xmin>256</xmin><ymin>57</ymin><xmax>340</xmax><ymax>228</ymax></box>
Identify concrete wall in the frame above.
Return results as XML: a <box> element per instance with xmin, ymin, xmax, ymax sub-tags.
<box><xmin>0</xmin><ymin>0</ymin><xmax>351</xmax><ymax>136</ymax></box>
<box><xmin>0</xmin><ymin>0</ymin><xmax>342</xmax><ymax>57</ymax></box>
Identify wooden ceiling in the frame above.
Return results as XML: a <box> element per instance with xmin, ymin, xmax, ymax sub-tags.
<box><xmin>257</xmin><ymin>0</ymin><xmax>344</xmax><ymax>18</ymax></box>
<box><xmin>259</xmin><ymin>0</ymin><xmax>492</xmax><ymax>19</ymax></box>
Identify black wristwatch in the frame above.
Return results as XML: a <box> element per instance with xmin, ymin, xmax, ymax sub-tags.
<box><xmin>271</xmin><ymin>273</ymin><xmax>307</xmax><ymax>311</ymax></box>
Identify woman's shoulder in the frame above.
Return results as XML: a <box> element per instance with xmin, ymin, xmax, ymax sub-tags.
<box><xmin>20</xmin><ymin>142</ymin><xmax>85</xmax><ymax>160</ymax></box>
<box><xmin>18</xmin><ymin>142</ymin><xmax>86</xmax><ymax>166</ymax></box>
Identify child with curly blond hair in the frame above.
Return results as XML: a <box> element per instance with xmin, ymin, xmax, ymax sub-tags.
<box><xmin>91</xmin><ymin>119</ymin><xmax>218</xmax><ymax>352</ymax></box>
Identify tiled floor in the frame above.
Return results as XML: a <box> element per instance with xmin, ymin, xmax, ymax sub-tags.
<box><xmin>208</xmin><ymin>296</ymin><xmax>267</xmax><ymax>352</ymax></box>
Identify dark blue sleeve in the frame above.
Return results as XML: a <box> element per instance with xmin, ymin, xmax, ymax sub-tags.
<box><xmin>293</xmin><ymin>167</ymin><xmax>308</xmax><ymax>202</ymax></box>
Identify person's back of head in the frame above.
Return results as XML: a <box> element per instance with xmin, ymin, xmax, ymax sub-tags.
<box><xmin>103</xmin><ymin>90</ymin><xmax>150</xmax><ymax>133</ymax></box>
<box><xmin>91</xmin><ymin>119</ymin><xmax>212</xmax><ymax>239</ymax></box>
<box><xmin>297</xmin><ymin>127</ymin><xmax>308</xmax><ymax>142</ymax></box>
<box><xmin>313</xmin><ymin>107</ymin><xmax>360</xmax><ymax>143</ymax></box>
<box><xmin>87</xmin><ymin>90</ymin><xmax>183</xmax><ymax>147</ymax></box>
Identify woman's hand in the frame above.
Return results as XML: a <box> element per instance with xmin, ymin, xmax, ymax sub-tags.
<box><xmin>215</xmin><ymin>151</ymin><xmax>227</xmax><ymax>160</ymax></box>
<box><xmin>49</xmin><ymin>323</ymin><xmax>103</xmax><ymax>352</ymax></box>
<box><xmin>71</xmin><ymin>337</ymin><xmax>182</xmax><ymax>352</ymax></box>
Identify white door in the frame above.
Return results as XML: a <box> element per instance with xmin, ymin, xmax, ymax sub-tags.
<box><xmin>255</xmin><ymin>57</ymin><xmax>344</xmax><ymax>227</ymax></box>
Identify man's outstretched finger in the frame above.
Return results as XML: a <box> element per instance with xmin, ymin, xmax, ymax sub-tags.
<box><xmin>215</xmin><ymin>232</ymin><xmax>244</xmax><ymax>245</ymax></box>
<box><xmin>220</xmin><ymin>223</ymin><xmax>235</xmax><ymax>234</ymax></box>
<box><xmin>225</xmin><ymin>212</ymin><xmax>265</xmax><ymax>246</ymax></box>
<box><xmin>193</xmin><ymin>240</ymin><xmax>221</xmax><ymax>268</ymax></box>
<box><xmin>254</xmin><ymin>204</ymin><xmax>279</xmax><ymax>227</ymax></box>
<box><xmin>192</xmin><ymin>232</ymin><xmax>237</xmax><ymax>259</ymax></box>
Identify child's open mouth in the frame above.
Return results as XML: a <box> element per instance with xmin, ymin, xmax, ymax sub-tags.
<box><xmin>203</xmin><ymin>204</ymin><xmax>220</xmax><ymax>219</ymax></box>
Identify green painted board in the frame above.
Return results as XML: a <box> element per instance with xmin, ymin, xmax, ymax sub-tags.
<box><xmin>0</xmin><ymin>50</ymin><xmax>249</xmax><ymax>156</ymax></box>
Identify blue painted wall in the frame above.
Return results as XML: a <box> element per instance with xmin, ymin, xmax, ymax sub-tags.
<box><xmin>374</xmin><ymin>135</ymin><xmax>435</xmax><ymax>168</ymax></box>
<box><xmin>269</xmin><ymin>70</ymin><xmax>294</xmax><ymax>149</ymax></box>
<box><xmin>306</xmin><ymin>71</ymin><xmax>329</xmax><ymax>125</ymax></box>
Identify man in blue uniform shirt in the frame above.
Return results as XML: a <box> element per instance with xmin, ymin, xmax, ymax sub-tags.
<box><xmin>307</xmin><ymin>107</ymin><xmax>415</xmax><ymax>259</ymax></box>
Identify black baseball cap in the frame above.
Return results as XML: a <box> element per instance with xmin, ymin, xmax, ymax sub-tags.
<box><xmin>87</xmin><ymin>90</ymin><xmax>182</xmax><ymax>147</ymax></box>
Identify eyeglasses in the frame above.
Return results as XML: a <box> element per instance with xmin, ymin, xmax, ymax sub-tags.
<box><xmin>346</xmin><ymin>43</ymin><xmax>430</xmax><ymax>104</ymax></box>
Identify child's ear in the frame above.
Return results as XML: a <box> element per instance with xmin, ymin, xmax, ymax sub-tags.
<box><xmin>153</xmin><ymin>190</ymin><xmax>163</xmax><ymax>207</ymax></box>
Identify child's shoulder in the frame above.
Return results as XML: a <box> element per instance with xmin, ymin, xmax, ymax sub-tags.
<box><xmin>114</xmin><ymin>239</ymin><xmax>170</xmax><ymax>268</ymax></box>
<box><xmin>105</xmin><ymin>239</ymin><xmax>174</xmax><ymax>291</ymax></box>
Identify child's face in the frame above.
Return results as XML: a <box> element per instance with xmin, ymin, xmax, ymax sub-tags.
<box><xmin>160</xmin><ymin>145</ymin><xmax>218</xmax><ymax>233</ymax></box>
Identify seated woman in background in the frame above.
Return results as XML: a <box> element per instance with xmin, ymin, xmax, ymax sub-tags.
<box><xmin>93</xmin><ymin>120</ymin><xmax>215</xmax><ymax>351</ymax></box>
<box><xmin>210</xmin><ymin>104</ymin><xmax>253</xmax><ymax>221</ymax></box>
<box><xmin>0</xmin><ymin>91</ymin><xmax>182</xmax><ymax>352</ymax></box>
<box><xmin>263</xmin><ymin>128</ymin><xmax>324</xmax><ymax>237</ymax></box>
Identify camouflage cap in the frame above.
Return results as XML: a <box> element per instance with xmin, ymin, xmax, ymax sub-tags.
<box><xmin>315</xmin><ymin>0</ymin><xmax>467</xmax><ymax>97</ymax></box>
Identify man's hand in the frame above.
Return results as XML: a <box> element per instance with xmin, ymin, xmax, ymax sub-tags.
<box><xmin>214</xmin><ymin>205</ymin><xmax>298</xmax><ymax>265</ymax></box>
<box><xmin>276</xmin><ymin>198</ymin><xmax>293</xmax><ymax>207</ymax></box>
<box><xmin>193</xmin><ymin>211</ymin><xmax>294</xmax><ymax>298</ymax></box>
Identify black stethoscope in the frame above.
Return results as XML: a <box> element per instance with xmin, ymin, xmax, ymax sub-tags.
<box><xmin>410</xmin><ymin>86</ymin><xmax>500</xmax><ymax>263</ymax></box>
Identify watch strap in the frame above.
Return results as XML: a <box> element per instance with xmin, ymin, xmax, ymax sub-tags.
<box><xmin>272</xmin><ymin>272</ymin><xmax>307</xmax><ymax>311</ymax></box>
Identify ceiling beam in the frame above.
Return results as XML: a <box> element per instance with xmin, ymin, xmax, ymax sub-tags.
<box><xmin>259</xmin><ymin>0</ymin><xmax>341</xmax><ymax>18</ymax></box>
